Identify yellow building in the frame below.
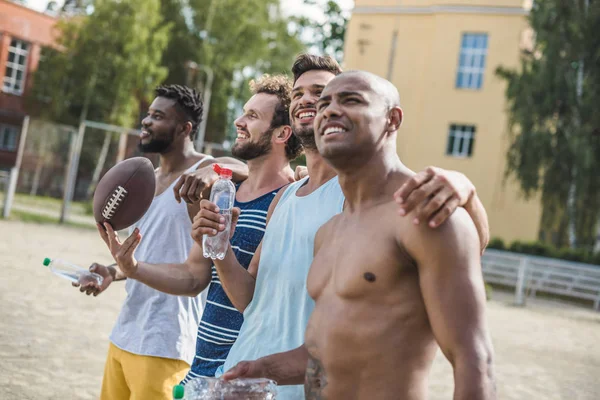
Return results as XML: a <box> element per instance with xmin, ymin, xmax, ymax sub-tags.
<box><xmin>343</xmin><ymin>0</ymin><xmax>541</xmax><ymax>243</ymax></box>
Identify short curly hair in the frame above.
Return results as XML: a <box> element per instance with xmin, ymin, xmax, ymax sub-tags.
<box><xmin>155</xmin><ymin>85</ymin><xmax>203</xmax><ymax>140</ymax></box>
<box><xmin>249</xmin><ymin>74</ymin><xmax>303</xmax><ymax>160</ymax></box>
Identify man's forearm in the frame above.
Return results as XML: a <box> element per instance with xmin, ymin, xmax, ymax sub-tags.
<box><xmin>261</xmin><ymin>344</ymin><xmax>308</xmax><ymax>386</ymax></box>
<box><xmin>213</xmin><ymin>246</ymin><xmax>256</xmax><ymax>312</ymax></box>
<box><xmin>222</xmin><ymin>163</ymin><xmax>248</xmax><ymax>183</ymax></box>
<box><xmin>453</xmin><ymin>354</ymin><xmax>496</xmax><ymax>400</ymax></box>
<box><xmin>464</xmin><ymin>193</ymin><xmax>490</xmax><ymax>253</ymax></box>
<box><xmin>212</xmin><ymin>157</ymin><xmax>248</xmax><ymax>183</ymax></box>
<box><xmin>131</xmin><ymin>262</ymin><xmax>208</xmax><ymax>297</ymax></box>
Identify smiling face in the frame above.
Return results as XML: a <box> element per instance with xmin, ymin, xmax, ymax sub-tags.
<box><xmin>139</xmin><ymin>97</ymin><xmax>186</xmax><ymax>154</ymax></box>
<box><xmin>314</xmin><ymin>72</ymin><xmax>402</xmax><ymax>166</ymax></box>
<box><xmin>231</xmin><ymin>93</ymin><xmax>278</xmax><ymax>160</ymax></box>
<box><xmin>290</xmin><ymin>70</ymin><xmax>337</xmax><ymax>151</ymax></box>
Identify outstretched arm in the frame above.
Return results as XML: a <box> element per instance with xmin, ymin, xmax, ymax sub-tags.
<box><xmin>132</xmin><ymin>242</ymin><xmax>212</xmax><ymax>297</ymax></box>
<box><xmin>403</xmin><ymin>209</ymin><xmax>495</xmax><ymax>400</ymax></box>
<box><xmin>97</xmin><ymin>223</ymin><xmax>212</xmax><ymax>297</ymax></box>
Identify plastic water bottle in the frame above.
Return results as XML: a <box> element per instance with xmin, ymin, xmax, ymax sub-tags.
<box><xmin>173</xmin><ymin>377</ymin><xmax>276</xmax><ymax>399</ymax></box>
<box><xmin>203</xmin><ymin>164</ymin><xmax>236</xmax><ymax>260</ymax></box>
<box><xmin>43</xmin><ymin>257</ymin><xmax>103</xmax><ymax>286</ymax></box>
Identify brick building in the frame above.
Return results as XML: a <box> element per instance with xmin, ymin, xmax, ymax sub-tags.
<box><xmin>0</xmin><ymin>0</ymin><xmax>58</xmax><ymax>169</ymax></box>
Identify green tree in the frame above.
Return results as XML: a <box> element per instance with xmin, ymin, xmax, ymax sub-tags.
<box><xmin>289</xmin><ymin>0</ymin><xmax>349</xmax><ymax>63</ymax></box>
<box><xmin>32</xmin><ymin>0</ymin><xmax>169</xmax><ymax>127</ymax></box>
<box><xmin>496</xmin><ymin>0</ymin><xmax>600</xmax><ymax>249</ymax></box>
<box><xmin>29</xmin><ymin>0</ymin><xmax>170</xmax><ymax>194</ymax></box>
<box><xmin>158</xmin><ymin>0</ymin><xmax>200</xmax><ymax>86</ymax></box>
<box><xmin>179</xmin><ymin>0</ymin><xmax>305</xmax><ymax>144</ymax></box>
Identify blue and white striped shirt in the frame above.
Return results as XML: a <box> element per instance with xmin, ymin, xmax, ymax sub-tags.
<box><xmin>181</xmin><ymin>186</ymin><xmax>281</xmax><ymax>382</ymax></box>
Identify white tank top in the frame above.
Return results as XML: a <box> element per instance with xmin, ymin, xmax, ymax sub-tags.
<box><xmin>218</xmin><ymin>176</ymin><xmax>345</xmax><ymax>399</ymax></box>
<box><xmin>109</xmin><ymin>159</ymin><xmax>208</xmax><ymax>363</ymax></box>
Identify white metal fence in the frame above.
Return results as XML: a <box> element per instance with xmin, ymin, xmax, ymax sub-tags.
<box><xmin>482</xmin><ymin>249</ymin><xmax>600</xmax><ymax>310</ymax></box>
<box><xmin>1</xmin><ymin>116</ymin><xmax>231</xmax><ymax>224</ymax></box>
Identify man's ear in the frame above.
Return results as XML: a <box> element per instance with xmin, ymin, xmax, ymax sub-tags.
<box><xmin>179</xmin><ymin>121</ymin><xmax>194</xmax><ymax>138</ymax></box>
<box><xmin>273</xmin><ymin>125</ymin><xmax>293</xmax><ymax>144</ymax></box>
<box><xmin>387</xmin><ymin>106</ymin><xmax>403</xmax><ymax>133</ymax></box>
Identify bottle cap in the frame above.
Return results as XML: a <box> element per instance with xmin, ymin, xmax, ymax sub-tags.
<box><xmin>212</xmin><ymin>163</ymin><xmax>233</xmax><ymax>179</ymax></box>
<box><xmin>172</xmin><ymin>384</ymin><xmax>185</xmax><ymax>399</ymax></box>
<box><xmin>43</xmin><ymin>258</ymin><xmax>51</xmax><ymax>267</ymax></box>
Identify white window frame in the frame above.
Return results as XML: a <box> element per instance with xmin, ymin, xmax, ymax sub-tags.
<box><xmin>3</xmin><ymin>39</ymin><xmax>30</xmax><ymax>96</ymax></box>
<box><xmin>455</xmin><ymin>33</ymin><xmax>488</xmax><ymax>90</ymax></box>
<box><xmin>446</xmin><ymin>124</ymin><xmax>476</xmax><ymax>158</ymax></box>
<box><xmin>0</xmin><ymin>124</ymin><xmax>19</xmax><ymax>151</ymax></box>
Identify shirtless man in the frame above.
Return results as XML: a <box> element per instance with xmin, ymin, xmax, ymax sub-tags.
<box><xmin>195</xmin><ymin>55</ymin><xmax>490</xmax><ymax>400</ymax></box>
<box><xmin>302</xmin><ymin>71</ymin><xmax>495</xmax><ymax>399</ymax></box>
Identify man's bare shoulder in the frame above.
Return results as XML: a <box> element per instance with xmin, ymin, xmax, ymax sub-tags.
<box><xmin>319</xmin><ymin>213</ymin><xmax>343</xmax><ymax>234</ymax></box>
<box><xmin>400</xmin><ymin>207</ymin><xmax>481</xmax><ymax>267</ymax></box>
<box><xmin>314</xmin><ymin>214</ymin><xmax>343</xmax><ymax>255</ymax></box>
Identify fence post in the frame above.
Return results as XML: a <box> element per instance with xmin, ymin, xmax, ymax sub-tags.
<box><xmin>60</xmin><ymin>121</ymin><xmax>86</xmax><ymax>223</ymax></box>
<box><xmin>515</xmin><ymin>257</ymin><xmax>529</xmax><ymax>306</ymax></box>
<box><xmin>116</xmin><ymin>130</ymin><xmax>128</xmax><ymax>163</ymax></box>
<box><xmin>3</xmin><ymin>116</ymin><xmax>30</xmax><ymax>219</ymax></box>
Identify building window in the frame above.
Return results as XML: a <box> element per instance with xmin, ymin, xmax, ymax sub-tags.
<box><xmin>446</xmin><ymin>124</ymin><xmax>475</xmax><ymax>158</ymax></box>
<box><xmin>0</xmin><ymin>124</ymin><xmax>19</xmax><ymax>151</ymax></box>
<box><xmin>456</xmin><ymin>33</ymin><xmax>488</xmax><ymax>90</ymax></box>
<box><xmin>3</xmin><ymin>39</ymin><xmax>30</xmax><ymax>95</ymax></box>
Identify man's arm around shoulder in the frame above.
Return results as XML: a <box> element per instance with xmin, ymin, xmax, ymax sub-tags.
<box><xmin>402</xmin><ymin>209</ymin><xmax>496</xmax><ymax>400</ymax></box>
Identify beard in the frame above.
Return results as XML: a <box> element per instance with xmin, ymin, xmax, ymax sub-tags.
<box><xmin>231</xmin><ymin>128</ymin><xmax>273</xmax><ymax>160</ymax></box>
<box><xmin>137</xmin><ymin>131</ymin><xmax>174</xmax><ymax>154</ymax></box>
<box><xmin>293</xmin><ymin>124</ymin><xmax>317</xmax><ymax>151</ymax></box>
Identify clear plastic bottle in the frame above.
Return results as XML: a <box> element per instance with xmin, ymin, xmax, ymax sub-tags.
<box><xmin>203</xmin><ymin>164</ymin><xmax>236</xmax><ymax>260</ymax></box>
<box><xmin>174</xmin><ymin>377</ymin><xmax>276</xmax><ymax>400</ymax></box>
<box><xmin>43</xmin><ymin>257</ymin><xmax>103</xmax><ymax>286</ymax></box>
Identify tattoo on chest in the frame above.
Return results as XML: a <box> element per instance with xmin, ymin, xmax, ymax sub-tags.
<box><xmin>305</xmin><ymin>354</ymin><xmax>328</xmax><ymax>399</ymax></box>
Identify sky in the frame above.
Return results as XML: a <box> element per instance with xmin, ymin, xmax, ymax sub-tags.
<box><xmin>24</xmin><ymin>0</ymin><xmax>355</xmax><ymax>19</ymax></box>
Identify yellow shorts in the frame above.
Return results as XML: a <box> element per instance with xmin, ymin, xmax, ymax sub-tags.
<box><xmin>100</xmin><ymin>342</ymin><xmax>190</xmax><ymax>400</ymax></box>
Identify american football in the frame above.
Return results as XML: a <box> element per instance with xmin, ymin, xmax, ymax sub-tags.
<box><xmin>92</xmin><ymin>157</ymin><xmax>156</xmax><ymax>231</ymax></box>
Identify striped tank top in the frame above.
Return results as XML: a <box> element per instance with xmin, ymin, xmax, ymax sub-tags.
<box><xmin>181</xmin><ymin>185</ymin><xmax>282</xmax><ymax>382</ymax></box>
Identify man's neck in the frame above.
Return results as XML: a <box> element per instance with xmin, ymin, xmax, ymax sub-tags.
<box><xmin>238</xmin><ymin>153</ymin><xmax>294</xmax><ymax>200</ymax></box>
<box><xmin>301</xmin><ymin>149</ymin><xmax>337</xmax><ymax>194</ymax></box>
<box><xmin>158</xmin><ymin>141</ymin><xmax>201</xmax><ymax>174</ymax></box>
<box><xmin>336</xmin><ymin>150</ymin><xmax>412</xmax><ymax>212</ymax></box>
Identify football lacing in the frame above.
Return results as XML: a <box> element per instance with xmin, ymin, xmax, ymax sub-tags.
<box><xmin>102</xmin><ymin>186</ymin><xmax>128</xmax><ymax>219</ymax></box>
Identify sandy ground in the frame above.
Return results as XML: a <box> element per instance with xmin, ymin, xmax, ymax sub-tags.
<box><xmin>0</xmin><ymin>220</ymin><xmax>599</xmax><ymax>399</ymax></box>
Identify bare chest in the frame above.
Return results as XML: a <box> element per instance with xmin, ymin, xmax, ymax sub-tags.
<box><xmin>307</xmin><ymin>211</ymin><xmax>415</xmax><ymax>302</ymax></box>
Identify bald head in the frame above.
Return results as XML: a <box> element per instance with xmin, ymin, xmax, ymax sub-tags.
<box><xmin>313</xmin><ymin>69</ymin><xmax>404</xmax><ymax>167</ymax></box>
<box><xmin>334</xmin><ymin>71</ymin><xmax>401</xmax><ymax>109</ymax></box>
